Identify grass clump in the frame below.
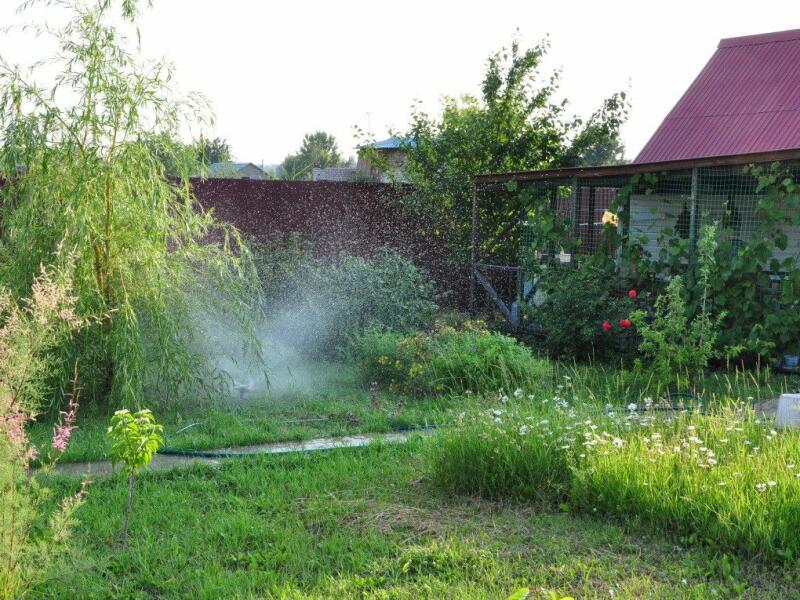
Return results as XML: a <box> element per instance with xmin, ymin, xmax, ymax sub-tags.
<box><xmin>427</xmin><ymin>405</ymin><xmax>571</xmax><ymax>502</ymax></box>
<box><xmin>349</xmin><ymin>321</ymin><xmax>551</xmax><ymax>396</ymax></box>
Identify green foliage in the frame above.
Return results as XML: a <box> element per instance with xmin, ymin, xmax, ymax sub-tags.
<box><xmin>394</xmin><ymin>37</ymin><xmax>628</xmax><ymax>262</ymax></box>
<box><xmin>280</xmin><ymin>131</ymin><xmax>347</xmax><ymax>180</ymax></box>
<box><xmin>107</xmin><ymin>408</ymin><xmax>163</xmax><ymax>546</ymax></box>
<box><xmin>145</xmin><ymin>134</ymin><xmax>233</xmax><ymax>178</ymax></box>
<box><xmin>631</xmin><ymin>226</ymin><xmax>722</xmax><ymax>389</ymax></box>
<box><xmin>349</xmin><ymin>321</ymin><xmax>551</xmax><ymax>396</ymax></box>
<box><xmin>107</xmin><ymin>409</ymin><xmax>164</xmax><ymax>476</ymax></box>
<box><xmin>533</xmin><ymin>258</ymin><xmax>638</xmax><ymax>360</ymax></box>
<box><xmin>249</xmin><ymin>233</ymin><xmax>316</xmax><ymax>308</ymax></box>
<box><xmin>0</xmin><ymin>0</ymin><xmax>263</xmax><ymax>408</ymax></box>
<box><xmin>570</xmin><ymin>408</ymin><xmax>800</xmax><ymax>562</ymax></box>
<box><xmin>250</xmin><ymin>243</ymin><xmax>440</xmax><ymax>356</ymax></box>
<box><xmin>195</xmin><ymin>136</ymin><xmax>232</xmax><ymax>166</ymax></box>
<box><xmin>706</xmin><ymin>165</ymin><xmax>800</xmax><ymax>357</ymax></box>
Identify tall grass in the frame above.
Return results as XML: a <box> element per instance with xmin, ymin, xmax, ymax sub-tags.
<box><xmin>571</xmin><ymin>406</ymin><xmax>800</xmax><ymax>561</ymax></box>
<box><xmin>552</xmin><ymin>361</ymin><xmax>797</xmax><ymax>407</ymax></box>
<box><xmin>427</xmin><ymin>392</ymin><xmax>800</xmax><ymax>561</ymax></box>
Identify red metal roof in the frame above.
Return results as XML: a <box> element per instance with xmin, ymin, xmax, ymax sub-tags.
<box><xmin>634</xmin><ymin>29</ymin><xmax>800</xmax><ymax>164</ymax></box>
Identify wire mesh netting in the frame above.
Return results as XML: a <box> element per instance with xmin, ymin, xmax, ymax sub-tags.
<box><xmin>472</xmin><ymin>160</ymin><xmax>800</xmax><ymax>327</ymax></box>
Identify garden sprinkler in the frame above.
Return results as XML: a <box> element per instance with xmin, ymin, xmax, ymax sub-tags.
<box><xmin>233</xmin><ymin>381</ymin><xmax>252</xmax><ymax>400</ymax></box>
<box><xmin>370</xmin><ymin>381</ymin><xmax>381</xmax><ymax>409</ymax></box>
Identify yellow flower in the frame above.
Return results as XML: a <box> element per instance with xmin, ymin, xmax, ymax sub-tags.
<box><xmin>601</xmin><ymin>210</ymin><xmax>619</xmax><ymax>227</ymax></box>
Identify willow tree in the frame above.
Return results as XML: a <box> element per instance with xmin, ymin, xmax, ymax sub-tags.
<box><xmin>0</xmin><ymin>0</ymin><xmax>263</xmax><ymax>408</ymax></box>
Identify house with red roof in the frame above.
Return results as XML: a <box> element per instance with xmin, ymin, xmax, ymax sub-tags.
<box><xmin>470</xmin><ymin>29</ymin><xmax>800</xmax><ymax>328</ymax></box>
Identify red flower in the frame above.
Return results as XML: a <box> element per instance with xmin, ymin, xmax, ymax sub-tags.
<box><xmin>628</xmin><ymin>289</ymin><xmax>637</xmax><ymax>298</ymax></box>
<box><xmin>602</xmin><ymin>320</ymin><xmax>612</xmax><ymax>332</ymax></box>
<box><xmin>620</xmin><ymin>318</ymin><xmax>632</xmax><ymax>329</ymax></box>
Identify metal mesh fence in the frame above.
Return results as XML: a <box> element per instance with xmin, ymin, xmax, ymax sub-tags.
<box><xmin>472</xmin><ymin>159</ymin><xmax>800</xmax><ymax>327</ymax></box>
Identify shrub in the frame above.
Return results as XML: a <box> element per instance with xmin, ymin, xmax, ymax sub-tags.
<box><xmin>108</xmin><ymin>408</ymin><xmax>164</xmax><ymax>547</ymax></box>
<box><xmin>254</xmin><ymin>245</ymin><xmax>440</xmax><ymax>356</ymax></box>
<box><xmin>0</xmin><ymin>265</ymin><xmax>87</xmax><ymax>599</ymax></box>
<box><xmin>531</xmin><ymin>258</ymin><xmax>638</xmax><ymax>361</ymax></box>
<box><xmin>630</xmin><ymin>226</ymin><xmax>722</xmax><ymax>390</ymax></box>
<box><xmin>349</xmin><ymin>321</ymin><xmax>551</xmax><ymax>396</ymax></box>
<box><xmin>249</xmin><ymin>233</ymin><xmax>316</xmax><ymax>309</ymax></box>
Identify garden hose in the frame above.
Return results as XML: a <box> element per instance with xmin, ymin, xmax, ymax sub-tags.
<box><xmin>156</xmin><ymin>422</ymin><xmax>437</xmax><ymax>459</ymax></box>
<box><xmin>155</xmin><ymin>391</ymin><xmax>765</xmax><ymax>460</ymax></box>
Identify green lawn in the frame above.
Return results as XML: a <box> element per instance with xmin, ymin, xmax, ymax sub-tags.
<box><xmin>29</xmin><ymin>360</ymin><xmax>798</xmax><ymax>465</ymax></box>
<box><xmin>28</xmin><ymin>363</ymin><xmax>455</xmax><ymax>463</ymax></box>
<box><xmin>39</xmin><ymin>441</ymin><xmax>799</xmax><ymax>599</ymax></box>
<box><xmin>29</xmin><ymin>361</ymin><xmax>800</xmax><ymax>598</ymax></box>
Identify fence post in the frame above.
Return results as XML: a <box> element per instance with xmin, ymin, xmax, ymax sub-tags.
<box><xmin>469</xmin><ymin>180</ymin><xmax>478</xmax><ymax>314</ymax></box>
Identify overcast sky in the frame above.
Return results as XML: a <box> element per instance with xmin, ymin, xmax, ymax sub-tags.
<box><xmin>0</xmin><ymin>0</ymin><xmax>798</xmax><ymax>164</ymax></box>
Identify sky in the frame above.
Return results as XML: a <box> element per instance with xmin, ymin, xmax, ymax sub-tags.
<box><xmin>0</xmin><ymin>0</ymin><xmax>798</xmax><ymax>165</ymax></box>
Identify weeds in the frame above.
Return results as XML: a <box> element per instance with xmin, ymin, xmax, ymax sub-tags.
<box><xmin>427</xmin><ymin>386</ymin><xmax>800</xmax><ymax>562</ymax></box>
<box><xmin>349</xmin><ymin>321</ymin><xmax>550</xmax><ymax>396</ymax></box>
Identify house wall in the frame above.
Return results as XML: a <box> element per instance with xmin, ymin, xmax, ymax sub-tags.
<box><xmin>237</xmin><ymin>164</ymin><xmax>268</xmax><ymax>180</ymax></box>
<box><xmin>628</xmin><ymin>193</ymin><xmax>800</xmax><ymax>267</ymax></box>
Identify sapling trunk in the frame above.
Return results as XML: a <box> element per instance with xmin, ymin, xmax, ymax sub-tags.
<box><xmin>122</xmin><ymin>470</ymin><xmax>135</xmax><ymax>548</ymax></box>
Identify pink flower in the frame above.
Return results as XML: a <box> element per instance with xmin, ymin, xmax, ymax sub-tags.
<box><xmin>52</xmin><ymin>425</ymin><xmax>73</xmax><ymax>452</ymax></box>
<box><xmin>628</xmin><ymin>289</ymin><xmax>637</xmax><ymax>298</ymax></box>
<box><xmin>1</xmin><ymin>411</ymin><xmax>29</xmax><ymax>450</ymax></box>
<box><xmin>602</xmin><ymin>320</ymin><xmax>612</xmax><ymax>332</ymax></box>
<box><xmin>52</xmin><ymin>390</ymin><xmax>78</xmax><ymax>453</ymax></box>
<box><xmin>620</xmin><ymin>318</ymin><xmax>632</xmax><ymax>329</ymax></box>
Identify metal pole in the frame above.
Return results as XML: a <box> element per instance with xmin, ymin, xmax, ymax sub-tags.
<box><xmin>568</xmin><ymin>177</ymin><xmax>578</xmax><ymax>258</ymax></box>
<box><xmin>688</xmin><ymin>168</ymin><xmax>699</xmax><ymax>271</ymax></box>
<box><xmin>469</xmin><ymin>180</ymin><xmax>478</xmax><ymax>314</ymax></box>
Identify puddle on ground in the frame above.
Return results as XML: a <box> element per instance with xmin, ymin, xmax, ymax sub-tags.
<box><xmin>53</xmin><ymin>430</ymin><xmax>429</xmax><ymax>478</ymax></box>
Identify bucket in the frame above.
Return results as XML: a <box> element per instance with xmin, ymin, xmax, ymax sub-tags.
<box><xmin>776</xmin><ymin>393</ymin><xmax>800</xmax><ymax>428</ymax></box>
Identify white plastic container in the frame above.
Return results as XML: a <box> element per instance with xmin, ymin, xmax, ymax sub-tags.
<box><xmin>776</xmin><ymin>393</ymin><xmax>800</xmax><ymax>428</ymax></box>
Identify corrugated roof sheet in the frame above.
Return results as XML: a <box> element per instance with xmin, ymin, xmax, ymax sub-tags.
<box><xmin>634</xmin><ymin>29</ymin><xmax>800</xmax><ymax>164</ymax></box>
<box><xmin>371</xmin><ymin>136</ymin><xmax>415</xmax><ymax>150</ymax></box>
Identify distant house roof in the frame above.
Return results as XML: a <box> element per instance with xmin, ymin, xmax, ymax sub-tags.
<box><xmin>635</xmin><ymin>29</ymin><xmax>800</xmax><ymax>163</ymax></box>
<box><xmin>207</xmin><ymin>162</ymin><xmax>267</xmax><ymax>177</ymax></box>
<box><xmin>369</xmin><ymin>136</ymin><xmax>415</xmax><ymax>150</ymax></box>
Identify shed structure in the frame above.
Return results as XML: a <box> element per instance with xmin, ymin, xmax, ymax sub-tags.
<box><xmin>470</xmin><ymin>29</ymin><xmax>800</xmax><ymax>328</ymax></box>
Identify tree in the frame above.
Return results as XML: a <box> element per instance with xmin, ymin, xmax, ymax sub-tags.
<box><xmin>0</xmin><ymin>0</ymin><xmax>263</xmax><ymax>408</ymax></box>
<box><xmin>280</xmin><ymin>131</ymin><xmax>345</xmax><ymax>179</ymax></box>
<box><xmin>145</xmin><ymin>134</ymin><xmax>233</xmax><ymax>177</ymax></box>
<box><xmin>195</xmin><ymin>136</ymin><xmax>232</xmax><ymax>166</ymax></box>
<box><xmin>395</xmin><ymin>38</ymin><xmax>629</xmax><ymax>263</ymax></box>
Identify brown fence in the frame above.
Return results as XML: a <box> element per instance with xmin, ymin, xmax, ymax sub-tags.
<box><xmin>191</xmin><ymin>179</ymin><xmax>467</xmax><ymax>306</ymax></box>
